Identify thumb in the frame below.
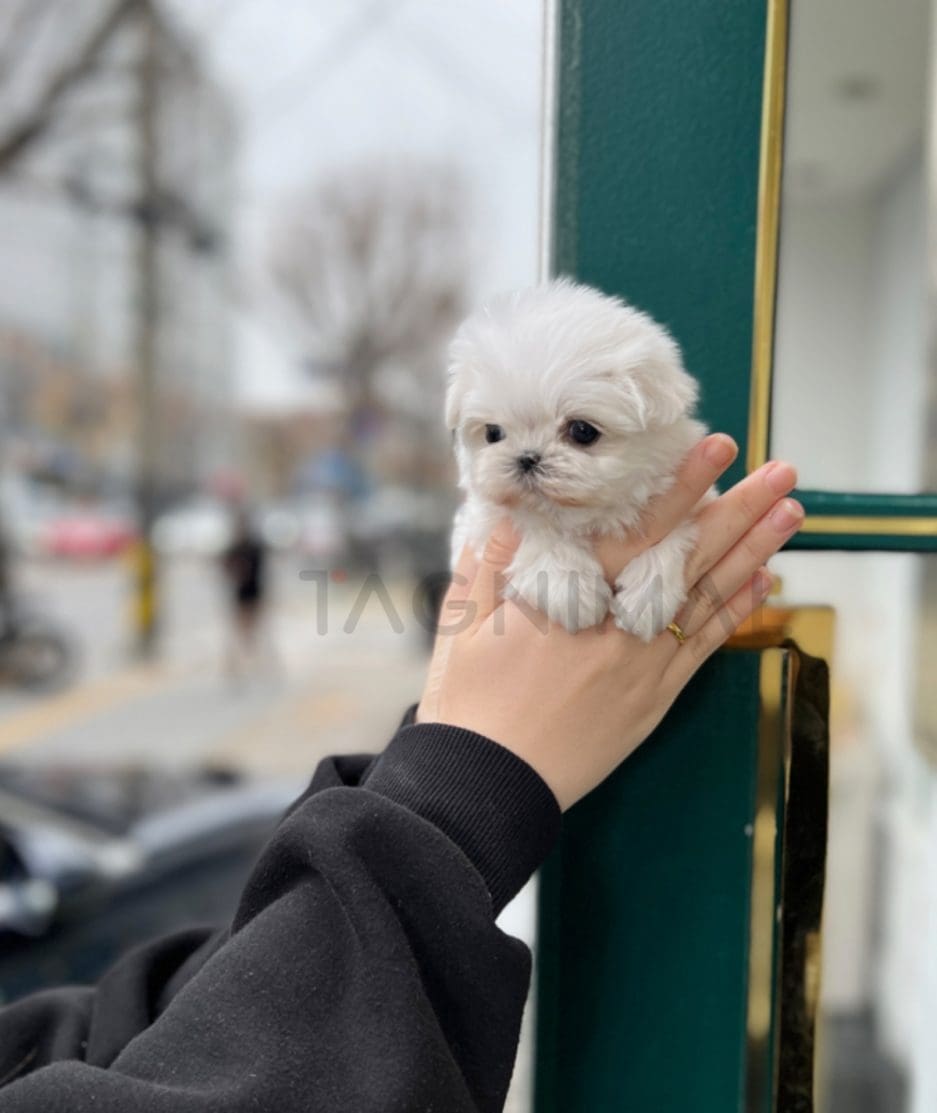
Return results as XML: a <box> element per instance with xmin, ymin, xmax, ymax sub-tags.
<box><xmin>467</xmin><ymin>519</ymin><xmax>520</xmax><ymax>628</ymax></box>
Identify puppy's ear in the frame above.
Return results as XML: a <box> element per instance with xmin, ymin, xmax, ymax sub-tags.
<box><xmin>445</xmin><ymin>320</ymin><xmax>482</xmax><ymax>431</ymax></box>
<box><xmin>616</xmin><ymin>325</ymin><xmax>698</xmax><ymax>430</ymax></box>
<box><xmin>628</xmin><ymin>360</ymin><xmax>698</xmax><ymax>429</ymax></box>
<box><xmin>444</xmin><ymin>368</ymin><xmax>467</xmax><ymax>432</ymax></box>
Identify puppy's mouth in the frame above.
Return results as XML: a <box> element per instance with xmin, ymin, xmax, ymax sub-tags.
<box><xmin>483</xmin><ymin>458</ymin><xmax>594</xmax><ymax>510</ymax></box>
<box><xmin>498</xmin><ymin>473</ymin><xmax>589</xmax><ymax>510</ymax></box>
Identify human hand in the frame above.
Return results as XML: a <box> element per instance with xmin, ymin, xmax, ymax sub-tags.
<box><xmin>418</xmin><ymin>434</ymin><xmax>803</xmax><ymax>810</ymax></box>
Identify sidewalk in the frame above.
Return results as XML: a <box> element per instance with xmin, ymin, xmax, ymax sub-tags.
<box><xmin>0</xmin><ymin>558</ymin><xmax>430</xmax><ymax>772</ymax></box>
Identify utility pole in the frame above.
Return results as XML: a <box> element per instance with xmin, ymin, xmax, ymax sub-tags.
<box><xmin>132</xmin><ymin>0</ymin><xmax>160</xmax><ymax>658</ymax></box>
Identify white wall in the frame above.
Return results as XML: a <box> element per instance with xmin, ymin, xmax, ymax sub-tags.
<box><xmin>773</xmin><ymin>196</ymin><xmax>878</xmax><ymax>490</ymax></box>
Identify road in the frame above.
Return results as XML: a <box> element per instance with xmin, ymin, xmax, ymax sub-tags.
<box><xmin>1</xmin><ymin>554</ymin><xmax>430</xmax><ymax>772</ymax></box>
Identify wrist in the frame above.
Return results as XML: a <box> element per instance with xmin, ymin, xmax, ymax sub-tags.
<box><xmin>364</xmin><ymin>722</ymin><xmax>561</xmax><ymax>915</ymax></box>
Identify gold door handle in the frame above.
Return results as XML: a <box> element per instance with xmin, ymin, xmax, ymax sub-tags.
<box><xmin>731</xmin><ymin>607</ymin><xmax>833</xmax><ymax>1113</ymax></box>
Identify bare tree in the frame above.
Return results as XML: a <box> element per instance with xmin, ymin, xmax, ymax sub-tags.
<box><xmin>0</xmin><ymin>0</ymin><xmax>233</xmax><ymax>657</ymax></box>
<box><xmin>0</xmin><ymin>0</ymin><xmax>140</xmax><ymax>174</ymax></box>
<box><xmin>268</xmin><ymin>158</ymin><xmax>471</xmax><ymax>434</ymax></box>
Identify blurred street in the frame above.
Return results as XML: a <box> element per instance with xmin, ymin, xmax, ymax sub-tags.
<box><xmin>0</xmin><ymin>3</ymin><xmax>541</xmax><ymax>1107</ymax></box>
<box><xmin>0</xmin><ymin>556</ymin><xmax>430</xmax><ymax>774</ymax></box>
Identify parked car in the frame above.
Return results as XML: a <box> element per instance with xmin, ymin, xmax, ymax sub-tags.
<box><xmin>153</xmin><ymin>499</ymin><xmax>234</xmax><ymax>558</ymax></box>
<box><xmin>0</xmin><ymin>763</ymin><xmax>302</xmax><ymax>1003</ymax></box>
<box><xmin>40</xmin><ymin>506</ymin><xmax>137</xmax><ymax>561</ymax></box>
<box><xmin>348</xmin><ymin>487</ymin><xmax>452</xmax><ymax>575</ymax></box>
<box><xmin>258</xmin><ymin>497</ymin><xmax>346</xmax><ymax>563</ymax></box>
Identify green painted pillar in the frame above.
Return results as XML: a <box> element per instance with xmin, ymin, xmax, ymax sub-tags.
<box><xmin>550</xmin><ymin>0</ymin><xmax>766</xmax><ymax>485</ymax></box>
<box><xmin>535</xmin><ymin>3</ymin><xmax>774</xmax><ymax>1110</ymax></box>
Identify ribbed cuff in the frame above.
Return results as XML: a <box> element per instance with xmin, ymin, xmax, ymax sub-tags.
<box><xmin>364</xmin><ymin>723</ymin><xmax>561</xmax><ymax>916</ymax></box>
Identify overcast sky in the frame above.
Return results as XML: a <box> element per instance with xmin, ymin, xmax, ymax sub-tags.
<box><xmin>165</xmin><ymin>0</ymin><xmax>546</xmax><ymax>409</ymax></box>
<box><xmin>0</xmin><ymin>0</ymin><xmax>545</xmax><ymax>411</ymax></box>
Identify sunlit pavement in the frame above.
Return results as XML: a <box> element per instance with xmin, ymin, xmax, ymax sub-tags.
<box><xmin>0</xmin><ymin>555</ymin><xmax>430</xmax><ymax>773</ymax></box>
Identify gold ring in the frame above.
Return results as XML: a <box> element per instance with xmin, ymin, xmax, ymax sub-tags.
<box><xmin>666</xmin><ymin>621</ymin><xmax>687</xmax><ymax>645</ymax></box>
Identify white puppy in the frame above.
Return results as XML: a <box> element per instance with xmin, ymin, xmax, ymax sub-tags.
<box><xmin>446</xmin><ymin>279</ymin><xmax>712</xmax><ymax>641</ymax></box>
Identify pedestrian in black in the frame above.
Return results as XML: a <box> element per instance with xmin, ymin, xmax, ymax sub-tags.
<box><xmin>221</xmin><ymin>509</ymin><xmax>270</xmax><ymax>681</ymax></box>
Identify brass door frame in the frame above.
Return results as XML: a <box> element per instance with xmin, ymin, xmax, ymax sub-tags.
<box><xmin>746</xmin><ymin>0</ymin><xmax>937</xmax><ymax>542</ymax></box>
<box><xmin>732</xmin><ymin>608</ymin><xmax>834</xmax><ymax>1110</ymax></box>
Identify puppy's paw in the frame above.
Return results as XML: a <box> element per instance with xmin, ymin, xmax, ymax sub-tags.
<box><xmin>506</xmin><ymin>547</ymin><xmax>611</xmax><ymax>632</ymax></box>
<box><xmin>612</xmin><ymin>533</ymin><xmax>692</xmax><ymax>643</ymax></box>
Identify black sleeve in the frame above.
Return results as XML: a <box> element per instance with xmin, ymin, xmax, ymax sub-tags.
<box><xmin>0</xmin><ymin>751</ymin><xmax>377</xmax><ymax>1079</ymax></box>
<box><xmin>0</xmin><ymin>721</ymin><xmax>561</xmax><ymax>1113</ymax></box>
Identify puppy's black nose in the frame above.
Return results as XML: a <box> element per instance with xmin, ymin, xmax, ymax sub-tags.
<box><xmin>517</xmin><ymin>453</ymin><xmax>541</xmax><ymax>474</ymax></box>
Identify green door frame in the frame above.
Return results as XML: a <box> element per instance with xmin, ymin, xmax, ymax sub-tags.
<box><xmin>534</xmin><ymin>2</ymin><xmax>937</xmax><ymax>1111</ymax></box>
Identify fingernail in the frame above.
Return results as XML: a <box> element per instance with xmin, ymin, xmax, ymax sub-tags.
<box><xmin>770</xmin><ymin>498</ymin><xmax>804</xmax><ymax>531</ymax></box>
<box><xmin>764</xmin><ymin>461</ymin><xmax>797</xmax><ymax>495</ymax></box>
<box><xmin>490</xmin><ymin>519</ymin><xmax>521</xmax><ymax>549</ymax></box>
<box><xmin>755</xmin><ymin>570</ymin><xmax>773</xmax><ymax>597</ymax></box>
<box><xmin>704</xmin><ymin>435</ymin><xmax>737</xmax><ymax>467</ymax></box>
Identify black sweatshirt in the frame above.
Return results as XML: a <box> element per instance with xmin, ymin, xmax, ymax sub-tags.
<box><xmin>0</xmin><ymin>718</ymin><xmax>562</xmax><ymax>1112</ymax></box>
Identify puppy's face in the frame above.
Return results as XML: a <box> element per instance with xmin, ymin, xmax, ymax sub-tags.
<box><xmin>446</xmin><ymin>281</ymin><xmax>699</xmax><ymax>515</ymax></box>
<box><xmin>456</xmin><ymin>400</ymin><xmax>631</xmax><ymax>513</ymax></box>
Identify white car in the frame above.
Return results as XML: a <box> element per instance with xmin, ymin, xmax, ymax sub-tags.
<box><xmin>153</xmin><ymin>500</ymin><xmax>234</xmax><ymax>558</ymax></box>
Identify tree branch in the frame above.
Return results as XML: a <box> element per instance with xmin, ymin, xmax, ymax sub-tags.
<box><xmin>0</xmin><ymin>0</ymin><xmax>54</xmax><ymax>91</ymax></box>
<box><xmin>0</xmin><ymin>0</ymin><xmax>141</xmax><ymax>173</ymax></box>
<box><xmin>268</xmin><ymin>158</ymin><xmax>470</xmax><ymax>422</ymax></box>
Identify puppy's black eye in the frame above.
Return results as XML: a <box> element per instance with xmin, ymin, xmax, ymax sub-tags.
<box><xmin>484</xmin><ymin>424</ymin><xmax>505</xmax><ymax>444</ymax></box>
<box><xmin>567</xmin><ymin>420</ymin><xmax>600</xmax><ymax>446</ymax></box>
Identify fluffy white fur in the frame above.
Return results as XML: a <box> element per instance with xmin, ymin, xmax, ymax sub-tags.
<box><xmin>446</xmin><ymin>279</ymin><xmax>712</xmax><ymax>641</ymax></box>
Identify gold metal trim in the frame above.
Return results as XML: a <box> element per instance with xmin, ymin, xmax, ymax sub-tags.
<box><xmin>747</xmin><ymin>0</ymin><xmax>790</xmax><ymax>474</ymax></box>
<box><xmin>801</xmin><ymin>515</ymin><xmax>937</xmax><ymax>537</ymax></box>
<box><xmin>736</xmin><ymin>605</ymin><xmax>834</xmax><ymax>1113</ymax></box>
<box><xmin>745</xmin><ymin>648</ymin><xmax>790</xmax><ymax>1110</ymax></box>
<box><xmin>729</xmin><ymin>602</ymin><xmax>835</xmax><ymax>665</ymax></box>
<box><xmin>746</xmin><ymin>0</ymin><xmax>937</xmax><ymax>538</ymax></box>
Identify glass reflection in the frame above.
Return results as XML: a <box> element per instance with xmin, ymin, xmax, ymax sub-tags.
<box><xmin>771</xmin><ymin>0</ymin><xmax>933</xmax><ymax>496</ymax></box>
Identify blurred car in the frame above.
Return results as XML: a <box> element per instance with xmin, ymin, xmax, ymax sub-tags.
<box><xmin>0</xmin><ymin>763</ymin><xmax>302</xmax><ymax>1004</ymax></box>
<box><xmin>153</xmin><ymin>499</ymin><xmax>234</xmax><ymax>558</ymax></box>
<box><xmin>257</xmin><ymin>502</ymin><xmax>303</xmax><ymax>552</ymax></box>
<box><xmin>349</xmin><ymin>487</ymin><xmax>452</xmax><ymax>574</ymax></box>
<box><xmin>40</xmin><ymin>507</ymin><xmax>137</xmax><ymax>560</ymax></box>
<box><xmin>258</xmin><ymin>497</ymin><xmax>346</xmax><ymax>563</ymax></box>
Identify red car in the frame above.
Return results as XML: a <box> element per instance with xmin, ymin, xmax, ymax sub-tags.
<box><xmin>41</xmin><ymin>509</ymin><xmax>138</xmax><ymax>560</ymax></box>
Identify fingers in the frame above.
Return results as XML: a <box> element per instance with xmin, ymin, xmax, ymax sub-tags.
<box><xmin>642</xmin><ymin>434</ymin><xmax>739</xmax><ymax>542</ymax></box>
<box><xmin>430</xmin><ymin>543</ymin><xmax>481</xmax><ymax>645</ymax></box>
<box><xmin>667</xmin><ymin>569</ymin><xmax>774</xmax><ymax>684</ymax></box>
<box><xmin>684</xmin><ymin>460</ymin><xmax>797</xmax><ymax>585</ymax></box>
<box><xmin>466</xmin><ymin>519</ymin><xmax>521</xmax><ymax>629</ymax></box>
<box><xmin>593</xmin><ymin>433</ymin><xmax>737</xmax><ymax>580</ymax></box>
<box><xmin>421</xmin><ymin>530</ymin><xmax>516</xmax><ymax>720</ymax></box>
<box><xmin>444</xmin><ymin>543</ymin><xmax>480</xmax><ymax>608</ymax></box>
<box><xmin>677</xmin><ymin>496</ymin><xmax>804</xmax><ymax>635</ymax></box>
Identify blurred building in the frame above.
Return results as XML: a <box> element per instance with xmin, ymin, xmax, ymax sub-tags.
<box><xmin>0</xmin><ymin>0</ymin><xmax>236</xmax><ymax>504</ymax></box>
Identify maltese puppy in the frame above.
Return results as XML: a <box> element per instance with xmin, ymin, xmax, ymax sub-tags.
<box><xmin>446</xmin><ymin>279</ymin><xmax>712</xmax><ymax>641</ymax></box>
